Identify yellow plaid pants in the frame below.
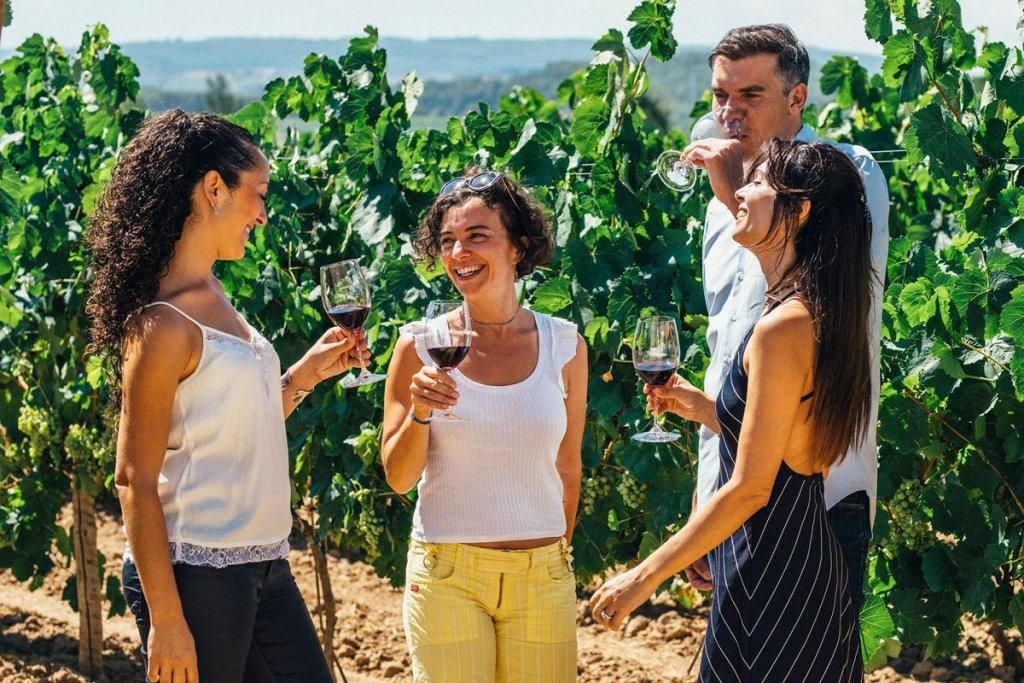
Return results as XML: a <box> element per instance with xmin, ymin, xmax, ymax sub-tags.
<box><xmin>402</xmin><ymin>538</ymin><xmax>578</xmax><ymax>682</ymax></box>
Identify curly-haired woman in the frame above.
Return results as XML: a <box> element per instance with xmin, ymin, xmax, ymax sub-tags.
<box><xmin>87</xmin><ymin>109</ymin><xmax>364</xmax><ymax>683</ymax></box>
<box><xmin>381</xmin><ymin>171</ymin><xmax>588</xmax><ymax>682</ymax></box>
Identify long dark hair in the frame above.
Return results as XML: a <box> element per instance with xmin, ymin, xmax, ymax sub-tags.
<box><xmin>85</xmin><ymin>109</ymin><xmax>262</xmax><ymax>407</ymax></box>
<box><xmin>755</xmin><ymin>139</ymin><xmax>874</xmax><ymax>469</ymax></box>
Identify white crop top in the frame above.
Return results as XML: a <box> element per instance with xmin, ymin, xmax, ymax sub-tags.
<box><xmin>401</xmin><ymin>311</ymin><xmax>579</xmax><ymax>543</ymax></box>
<box><xmin>124</xmin><ymin>301</ymin><xmax>292</xmax><ymax>567</ymax></box>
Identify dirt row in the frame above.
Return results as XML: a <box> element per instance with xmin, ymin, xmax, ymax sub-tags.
<box><xmin>0</xmin><ymin>509</ymin><xmax>1019</xmax><ymax>682</ymax></box>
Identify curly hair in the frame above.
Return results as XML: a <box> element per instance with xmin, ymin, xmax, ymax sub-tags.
<box><xmin>85</xmin><ymin>109</ymin><xmax>262</xmax><ymax>407</ymax></box>
<box><xmin>751</xmin><ymin>139</ymin><xmax>875</xmax><ymax>470</ymax></box>
<box><xmin>414</xmin><ymin>170</ymin><xmax>554</xmax><ymax>280</ymax></box>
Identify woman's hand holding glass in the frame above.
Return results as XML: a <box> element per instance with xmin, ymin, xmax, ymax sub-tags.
<box><xmin>293</xmin><ymin>326</ymin><xmax>369</xmax><ymax>387</ymax></box>
<box><xmin>632</xmin><ymin>316</ymin><xmax>682</xmax><ymax>443</ymax></box>
<box><xmin>408</xmin><ymin>363</ymin><xmax>460</xmax><ymax>418</ymax></box>
<box><xmin>320</xmin><ymin>259</ymin><xmax>387</xmax><ymax>388</ymax></box>
<box><xmin>644</xmin><ymin>374</ymin><xmax>718</xmax><ymax>433</ymax></box>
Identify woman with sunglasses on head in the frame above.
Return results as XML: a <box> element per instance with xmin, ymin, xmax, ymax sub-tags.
<box><xmin>381</xmin><ymin>170</ymin><xmax>588</xmax><ymax>682</ymax></box>
<box><xmin>590</xmin><ymin>140</ymin><xmax>874</xmax><ymax>681</ymax></box>
<box><xmin>86</xmin><ymin>109</ymin><xmax>367</xmax><ymax>683</ymax></box>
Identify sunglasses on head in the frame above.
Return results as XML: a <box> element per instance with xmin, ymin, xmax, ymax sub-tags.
<box><xmin>439</xmin><ymin>171</ymin><xmax>506</xmax><ymax>196</ymax></box>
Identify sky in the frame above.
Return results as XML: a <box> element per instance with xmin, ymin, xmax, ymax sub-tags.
<box><xmin>3</xmin><ymin>0</ymin><xmax>1021</xmax><ymax>56</ymax></box>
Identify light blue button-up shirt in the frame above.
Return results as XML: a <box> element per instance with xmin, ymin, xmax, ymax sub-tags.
<box><xmin>696</xmin><ymin>125</ymin><xmax>890</xmax><ymax>526</ymax></box>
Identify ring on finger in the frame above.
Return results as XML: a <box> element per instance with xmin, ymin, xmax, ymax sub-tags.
<box><xmin>600</xmin><ymin>608</ymin><xmax>612</xmax><ymax>620</ymax></box>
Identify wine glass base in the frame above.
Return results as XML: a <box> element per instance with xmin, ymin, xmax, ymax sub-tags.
<box><xmin>632</xmin><ymin>430</ymin><xmax>681</xmax><ymax>443</ymax></box>
<box><xmin>341</xmin><ymin>372</ymin><xmax>387</xmax><ymax>389</ymax></box>
<box><xmin>432</xmin><ymin>411</ymin><xmax>468</xmax><ymax>422</ymax></box>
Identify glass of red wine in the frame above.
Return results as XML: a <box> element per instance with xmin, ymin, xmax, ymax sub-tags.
<box><xmin>320</xmin><ymin>260</ymin><xmax>386</xmax><ymax>388</ymax></box>
<box><xmin>424</xmin><ymin>299</ymin><xmax>472</xmax><ymax>422</ymax></box>
<box><xmin>632</xmin><ymin>316</ymin><xmax>682</xmax><ymax>443</ymax></box>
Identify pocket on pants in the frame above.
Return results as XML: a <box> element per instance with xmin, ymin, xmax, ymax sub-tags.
<box><xmin>403</xmin><ymin>547</ymin><xmax>476</xmax><ymax>647</ymax></box>
<box><xmin>544</xmin><ymin>546</ymin><xmax>575</xmax><ymax>583</ymax></box>
<box><xmin>405</xmin><ymin>543</ymin><xmax>457</xmax><ymax>585</ymax></box>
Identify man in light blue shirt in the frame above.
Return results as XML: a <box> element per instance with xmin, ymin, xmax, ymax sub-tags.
<box><xmin>653</xmin><ymin>24</ymin><xmax>889</xmax><ymax>616</ymax></box>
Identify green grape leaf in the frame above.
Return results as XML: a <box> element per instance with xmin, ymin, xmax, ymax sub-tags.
<box><xmin>592</xmin><ymin>29</ymin><xmax>628</xmax><ymax>62</ymax></box>
<box><xmin>0</xmin><ymin>157</ymin><xmax>20</xmax><ymax>218</ymax></box>
<box><xmin>899</xmin><ymin>278</ymin><xmax>935</xmax><ymax>326</ymax></box>
<box><xmin>0</xmin><ymin>284</ymin><xmax>22</xmax><ymax>327</ymax></box>
<box><xmin>921</xmin><ymin>548</ymin><xmax>956</xmax><ymax>592</ymax></box>
<box><xmin>401</xmin><ymin>71</ymin><xmax>423</xmax><ymax>117</ymax></box>
<box><xmin>1012</xmin><ymin>353</ymin><xmax>1024</xmax><ymax>402</ymax></box>
<box><xmin>1011</xmin><ymin>594</ymin><xmax>1024</xmax><ymax>634</ymax></box>
<box><xmin>1000</xmin><ymin>283</ymin><xmax>1024</xmax><ymax>344</ymax></box>
<box><xmin>626</xmin><ymin>0</ymin><xmax>678</xmax><ymax>62</ymax></box>
<box><xmin>903</xmin><ymin>102</ymin><xmax>976</xmax><ymax>177</ymax></box>
<box><xmin>820</xmin><ymin>56</ymin><xmax>869</xmax><ymax>108</ymax></box>
<box><xmin>531</xmin><ymin>277</ymin><xmax>573</xmax><ymax>314</ymax></box>
<box><xmin>863</xmin><ymin>0</ymin><xmax>893</xmax><ymax>42</ymax></box>
<box><xmin>860</xmin><ymin>594</ymin><xmax>898</xmax><ymax>668</ymax></box>
<box><xmin>350</xmin><ymin>184</ymin><xmax>396</xmax><ymax>246</ymax></box>
<box><xmin>570</xmin><ymin>97</ymin><xmax>610</xmax><ymax>157</ymax></box>
<box><xmin>881</xmin><ymin>31</ymin><xmax>929</xmax><ymax>100</ymax></box>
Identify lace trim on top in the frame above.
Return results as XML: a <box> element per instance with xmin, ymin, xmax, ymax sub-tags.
<box><xmin>124</xmin><ymin>539</ymin><xmax>289</xmax><ymax>568</ymax></box>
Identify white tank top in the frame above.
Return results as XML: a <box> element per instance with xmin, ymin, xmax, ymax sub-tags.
<box><xmin>401</xmin><ymin>311</ymin><xmax>579</xmax><ymax>543</ymax></box>
<box><xmin>125</xmin><ymin>301</ymin><xmax>292</xmax><ymax>567</ymax></box>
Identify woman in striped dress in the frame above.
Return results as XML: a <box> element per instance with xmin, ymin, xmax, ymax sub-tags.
<box><xmin>591</xmin><ymin>139</ymin><xmax>874</xmax><ymax>681</ymax></box>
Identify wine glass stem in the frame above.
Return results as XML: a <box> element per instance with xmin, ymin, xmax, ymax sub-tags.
<box><xmin>354</xmin><ymin>337</ymin><xmax>369</xmax><ymax>379</ymax></box>
<box><xmin>650</xmin><ymin>397</ymin><xmax>664</xmax><ymax>434</ymax></box>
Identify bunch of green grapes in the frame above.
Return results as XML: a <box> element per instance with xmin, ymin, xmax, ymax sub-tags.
<box><xmin>352</xmin><ymin>488</ymin><xmax>384</xmax><ymax>558</ymax></box>
<box><xmin>17</xmin><ymin>404</ymin><xmax>54</xmax><ymax>461</ymax></box>
<box><xmin>581</xmin><ymin>471</ymin><xmax>613</xmax><ymax>516</ymax></box>
<box><xmin>616</xmin><ymin>470</ymin><xmax>646</xmax><ymax>509</ymax></box>
<box><xmin>64</xmin><ymin>424</ymin><xmax>110</xmax><ymax>468</ymax></box>
<box><xmin>883</xmin><ymin>479</ymin><xmax>934</xmax><ymax>553</ymax></box>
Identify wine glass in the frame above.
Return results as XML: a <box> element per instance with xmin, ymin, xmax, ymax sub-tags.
<box><xmin>654</xmin><ymin>108</ymin><xmax>740</xmax><ymax>194</ymax></box>
<box><xmin>631</xmin><ymin>316</ymin><xmax>681</xmax><ymax>443</ymax></box>
<box><xmin>320</xmin><ymin>260</ymin><xmax>387</xmax><ymax>388</ymax></box>
<box><xmin>424</xmin><ymin>300</ymin><xmax>473</xmax><ymax>422</ymax></box>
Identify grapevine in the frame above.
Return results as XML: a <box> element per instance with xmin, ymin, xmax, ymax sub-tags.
<box><xmin>581</xmin><ymin>471</ymin><xmax>613</xmax><ymax>516</ymax></box>
<box><xmin>616</xmin><ymin>470</ymin><xmax>646</xmax><ymax>510</ymax></box>
<box><xmin>881</xmin><ymin>480</ymin><xmax>935</xmax><ymax>554</ymax></box>
<box><xmin>0</xmin><ymin>1</ymin><xmax>1020</xmax><ymax>667</ymax></box>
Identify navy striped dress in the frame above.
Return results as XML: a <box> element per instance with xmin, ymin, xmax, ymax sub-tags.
<box><xmin>700</xmin><ymin>324</ymin><xmax>862</xmax><ymax>682</ymax></box>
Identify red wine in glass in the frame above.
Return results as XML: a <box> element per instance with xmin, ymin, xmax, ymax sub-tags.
<box><xmin>424</xmin><ymin>300</ymin><xmax>472</xmax><ymax>422</ymax></box>
<box><xmin>426</xmin><ymin>345</ymin><xmax>470</xmax><ymax>370</ymax></box>
<box><xmin>634</xmin><ymin>362</ymin><xmax>676</xmax><ymax>386</ymax></box>
<box><xmin>632</xmin><ymin>317</ymin><xmax>682</xmax><ymax>443</ymax></box>
<box><xmin>327</xmin><ymin>304</ymin><xmax>370</xmax><ymax>331</ymax></box>
<box><xmin>320</xmin><ymin>260</ymin><xmax>386</xmax><ymax>388</ymax></box>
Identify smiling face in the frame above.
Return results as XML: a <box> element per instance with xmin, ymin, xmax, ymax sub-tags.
<box><xmin>711</xmin><ymin>53</ymin><xmax>807</xmax><ymax>161</ymax></box>
<box><xmin>438</xmin><ymin>196</ymin><xmax>522</xmax><ymax>297</ymax></box>
<box><xmin>733</xmin><ymin>166</ymin><xmax>779</xmax><ymax>248</ymax></box>
<box><xmin>213</xmin><ymin>151</ymin><xmax>269</xmax><ymax>260</ymax></box>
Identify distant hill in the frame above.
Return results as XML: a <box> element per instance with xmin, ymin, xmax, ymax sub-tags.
<box><xmin>1</xmin><ymin>36</ymin><xmax>882</xmax><ymax>130</ymax></box>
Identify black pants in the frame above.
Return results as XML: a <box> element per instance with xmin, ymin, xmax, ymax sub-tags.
<box><xmin>825</xmin><ymin>490</ymin><xmax>872</xmax><ymax>618</ymax></box>
<box><xmin>123</xmin><ymin>557</ymin><xmax>331</xmax><ymax>683</ymax></box>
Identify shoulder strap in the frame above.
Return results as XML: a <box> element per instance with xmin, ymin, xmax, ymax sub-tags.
<box><xmin>143</xmin><ymin>301</ymin><xmax>206</xmax><ymax>332</ymax></box>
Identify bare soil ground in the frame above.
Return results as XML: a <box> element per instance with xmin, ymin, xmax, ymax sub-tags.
<box><xmin>0</xmin><ymin>507</ymin><xmax>1020</xmax><ymax>682</ymax></box>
